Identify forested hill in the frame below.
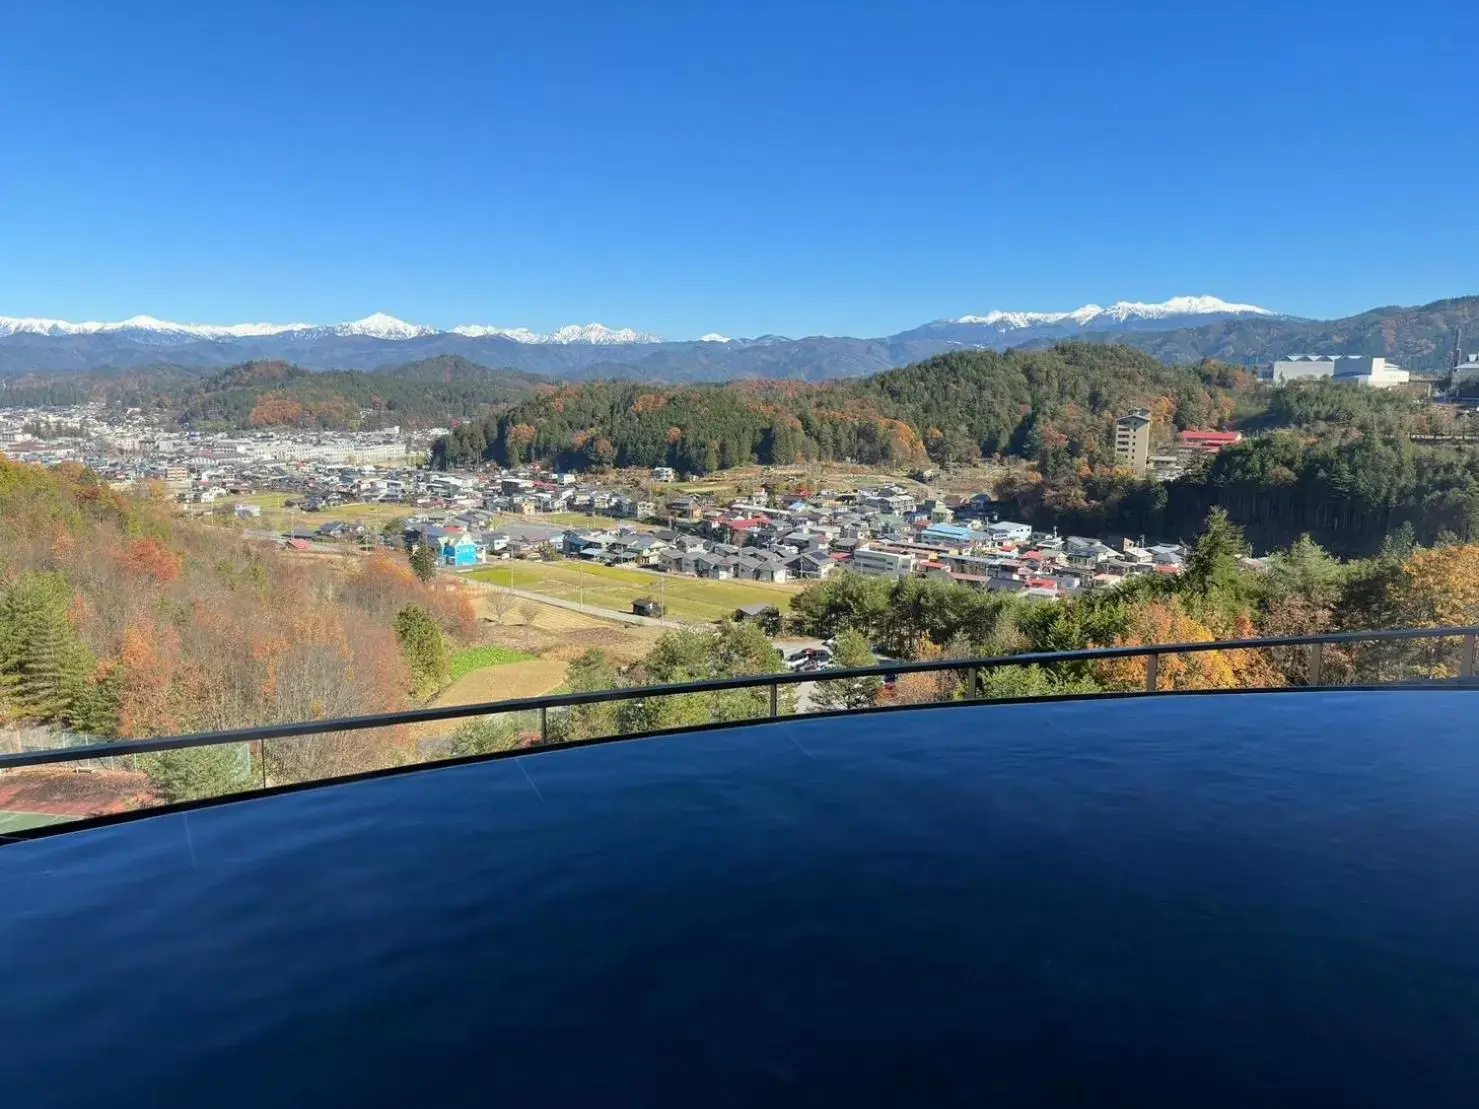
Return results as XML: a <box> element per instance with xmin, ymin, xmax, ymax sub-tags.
<box><xmin>432</xmin><ymin>343</ymin><xmax>1258</xmax><ymax>473</ymax></box>
<box><xmin>0</xmin><ymin>356</ymin><xmax>544</xmax><ymax>430</ymax></box>
<box><xmin>1045</xmin><ymin>295</ymin><xmax>1479</xmax><ymax>371</ymax></box>
<box><xmin>164</xmin><ymin>357</ymin><xmax>545</xmax><ymax>430</ymax></box>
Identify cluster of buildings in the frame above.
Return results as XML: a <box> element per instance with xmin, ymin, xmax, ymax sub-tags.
<box><xmin>0</xmin><ymin>402</ymin><xmax>445</xmax><ymax>503</ymax></box>
<box><xmin>543</xmin><ymin>485</ymin><xmax>1194</xmax><ymax>599</ymax></box>
<box><xmin>0</xmin><ymin>403</ymin><xmax>431</xmax><ymax>468</ymax></box>
<box><xmin>388</xmin><ymin>473</ymin><xmax>1194</xmax><ymax>602</ymax></box>
<box><xmin>0</xmin><ymin>401</ymin><xmax>1204</xmax><ymax>605</ymax></box>
<box><xmin>1112</xmin><ymin>411</ymin><xmax>1243</xmax><ymax>479</ymax></box>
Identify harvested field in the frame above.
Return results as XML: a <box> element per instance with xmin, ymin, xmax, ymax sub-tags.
<box><xmin>431</xmin><ymin>658</ymin><xmax>570</xmax><ymax>708</ymax></box>
<box><xmin>0</xmin><ymin>768</ymin><xmax>153</xmax><ymax>820</ymax></box>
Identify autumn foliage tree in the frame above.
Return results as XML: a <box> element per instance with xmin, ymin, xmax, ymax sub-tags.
<box><xmin>0</xmin><ymin>457</ymin><xmax>466</xmax><ymax>802</ymax></box>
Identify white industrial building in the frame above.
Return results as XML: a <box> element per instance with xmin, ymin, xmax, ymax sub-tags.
<box><xmin>1263</xmin><ymin>355</ymin><xmax>1410</xmax><ymax>388</ymax></box>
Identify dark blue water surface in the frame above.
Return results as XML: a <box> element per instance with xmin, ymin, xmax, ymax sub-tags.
<box><xmin>4</xmin><ymin>691</ymin><xmax>1479</xmax><ymax>1107</ymax></box>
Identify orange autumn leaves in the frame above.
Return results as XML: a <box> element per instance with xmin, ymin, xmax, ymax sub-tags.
<box><xmin>1094</xmin><ymin>600</ymin><xmax>1285</xmax><ymax>692</ymax></box>
<box><xmin>1</xmin><ymin>458</ymin><xmax>482</xmax><ymax>743</ymax></box>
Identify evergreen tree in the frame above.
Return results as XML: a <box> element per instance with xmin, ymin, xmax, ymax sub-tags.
<box><xmin>561</xmin><ymin>648</ymin><xmax>623</xmax><ymax>740</ymax></box>
<box><xmin>1262</xmin><ymin>534</ymin><xmax>1346</xmax><ymax>609</ymax></box>
<box><xmin>0</xmin><ymin>571</ymin><xmax>114</xmax><ymax>730</ymax></box>
<box><xmin>449</xmin><ymin>715</ymin><xmax>523</xmax><ymax>756</ymax></box>
<box><xmin>408</xmin><ymin>539</ymin><xmax>439</xmax><ymax>583</ymax></box>
<box><xmin>143</xmin><ymin>746</ymin><xmax>251</xmax><ymax>803</ymax></box>
<box><xmin>393</xmin><ymin>604</ymin><xmax>448</xmax><ymax>696</ymax></box>
<box><xmin>811</xmin><ymin>629</ymin><xmax>882</xmax><ymax>711</ymax></box>
<box><xmin>1184</xmin><ymin>507</ymin><xmax>1251</xmax><ymax>599</ymax></box>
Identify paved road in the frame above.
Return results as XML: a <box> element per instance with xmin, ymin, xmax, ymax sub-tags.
<box><xmin>454</xmin><ymin>573</ymin><xmax>689</xmax><ymax>629</ymax></box>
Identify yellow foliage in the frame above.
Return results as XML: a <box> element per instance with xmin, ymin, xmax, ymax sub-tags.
<box><xmin>1093</xmin><ymin>598</ymin><xmax>1240</xmax><ymax>691</ymax></box>
<box><xmin>1393</xmin><ymin>545</ymin><xmax>1479</xmax><ymax>628</ymax></box>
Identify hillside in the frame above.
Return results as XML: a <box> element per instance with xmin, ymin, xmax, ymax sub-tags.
<box><xmin>433</xmin><ymin>344</ymin><xmax>1258</xmax><ymax>473</ymax></box>
<box><xmin>1</xmin><ymin>356</ymin><xmax>545</xmax><ymax>430</ymax></box>
<box><xmin>0</xmin><ymin>458</ymin><xmax>484</xmax><ymax>793</ymax></box>
<box><xmin>173</xmin><ymin>356</ymin><xmax>545</xmax><ymax>429</ymax></box>
<box><xmin>1047</xmin><ymin>295</ymin><xmax>1479</xmax><ymax>372</ymax></box>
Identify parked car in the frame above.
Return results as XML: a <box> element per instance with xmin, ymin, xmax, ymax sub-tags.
<box><xmin>786</xmin><ymin>647</ymin><xmax>832</xmax><ymax>671</ymax></box>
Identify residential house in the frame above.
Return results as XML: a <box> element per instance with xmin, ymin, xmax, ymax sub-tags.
<box><xmin>693</xmin><ymin>551</ymin><xmax>737</xmax><ymax>580</ymax></box>
<box><xmin>442</xmin><ymin>532</ymin><xmax>482</xmax><ymax>567</ymax></box>
<box><xmin>1064</xmin><ymin>536</ymin><xmax>1117</xmax><ymax>568</ymax></box>
<box><xmin>920</xmin><ymin>522</ymin><xmax>978</xmax><ymax>550</ymax></box>
<box><xmin>785</xmin><ymin>550</ymin><xmax>835</xmax><ymax>580</ymax></box>
<box><xmin>960</xmin><ymin>492</ymin><xmax>996</xmax><ymax>518</ymax></box>
<box><xmin>734</xmin><ymin>602</ymin><xmax>781</xmax><ymax>627</ymax></box>
<box><xmin>984</xmin><ymin>520</ymin><xmax>1033</xmax><ymax>545</ymax></box>
<box><xmin>918</xmin><ymin>499</ymin><xmax>954</xmax><ymax>523</ymax></box>
<box><xmin>660</xmin><ymin>547</ymin><xmax>701</xmax><ymax>576</ymax></box>
<box><xmin>666</xmin><ymin>496</ymin><xmax>702</xmax><ymax>523</ymax></box>
<box><xmin>733</xmin><ymin>550</ymin><xmax>789</xmax><ymax>583</ymax></box>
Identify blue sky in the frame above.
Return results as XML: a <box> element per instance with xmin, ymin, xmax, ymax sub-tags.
<box><xmin>2</xmin><ymin>0</ymin><xmax>1476</xmax><ymax>339</ymax></box>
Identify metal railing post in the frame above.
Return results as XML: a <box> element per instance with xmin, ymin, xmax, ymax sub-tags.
<box><xmin>1145</xmin><ymin>654</ymin><xmax>1158</xmax><ymax>692</ymax></box>
<box><xmin>1307</xmin><ymin>642</ymin><xmax>1324</xmax><ymax>686</ymax></box>
<box><xmin>769</xmin><ymin>680</ymin><xmax>779</xmax><ymax>718</ymax></box>
<box><xmin>1461</xmin><ymin>634</ymin><xmax>1477</xmax><ymax>680</ymax></box>
<box><xmin>968</xmin><ymin>667</ymin><xmax>979</xmax><ymax>701</ymax></box>
<box><xmin>540</xmin><ymin>707</ymin><xmax>548</xmax><ymax>745</ymax></box>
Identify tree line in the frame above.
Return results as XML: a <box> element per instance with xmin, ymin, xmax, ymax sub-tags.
<box><xmin>1</xmin><ymin>356</ymin><xmax>544</xmax><ymax>431</ymax></box>
<box><xmin>998</xmin><ymin>407</ymin><xmax>1479</xmax><ymax>555</ymax></box>
<box><xmin>432</xmin><ymin>343</ymin><xmax>1254</xmax><ymax>473</ymax></box>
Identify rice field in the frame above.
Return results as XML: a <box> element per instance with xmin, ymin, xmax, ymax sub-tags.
<box><xmin>467</xmin><ymin>560</ymin><xmax>801</xmax><ymax>623</ymax></box>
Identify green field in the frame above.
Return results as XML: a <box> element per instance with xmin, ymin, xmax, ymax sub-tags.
<box><xmin>0</xmin><ymin>811</ymin><xmax>72</xmax><ymax>833</ymax></box>
<box><xmin>208</xmin><ymin>494</ymin><xmax>411</xmax><ymax>535</ymax></box>
<box><xmin>448</xmin><ymin>644</ymin><xmax>534</xmax><ymax>681</ymax></box>
<box><xmin>467</xmin><ymin>560</ymin><xmax>800</xmax><ymax>623</ymax></box>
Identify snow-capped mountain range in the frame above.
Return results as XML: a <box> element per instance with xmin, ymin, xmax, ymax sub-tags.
<box><xmin>955</xmin><ymin>296</ymin><xmax>1271</xmax><ymax>330</ymax></box>
<box><xmin>0</xmin><ymin>296</ymin><xmax>1271</xmax><ymax>346</ymax></box>
<box><xmin>0</xmin><ymin>296</ymin><xmax>1288</xmax><ymax>380</ymax></box>
<box><xmin>0</xmin><ymin>311</ymin><xmax>660</xmax><ymax>346</ymax></box>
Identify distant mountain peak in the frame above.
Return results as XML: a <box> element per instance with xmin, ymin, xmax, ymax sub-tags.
<box><xmin>333</xmin><ymin>313</ymin><xmax>437</xmax><ymax>340</ymax></box>
<box><xmin>956</xmin><ymin>295</ymin><xmax>1273</xmax><ymax>329</ymax></box>
<box><xmin>450</xmin><ymin>322</ymin><xmax>662</xmax><ymax>344</ymax></box>
<box><xmin>699</xmin><ymin>333</ymin><xmax>732</xmax><ymax>343</ymax></box>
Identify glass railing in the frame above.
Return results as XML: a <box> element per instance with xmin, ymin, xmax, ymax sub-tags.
<box><xmin>1</xmin><ymin>626</ymin><xmax>1475</xmax><ymax>839</ymax></box>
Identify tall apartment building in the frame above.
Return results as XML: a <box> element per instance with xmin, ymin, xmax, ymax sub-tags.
<box><xmin>1113</xmin><ymin>410</ymin><xmax>1152</xmax><ymax>475</ymax></box>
